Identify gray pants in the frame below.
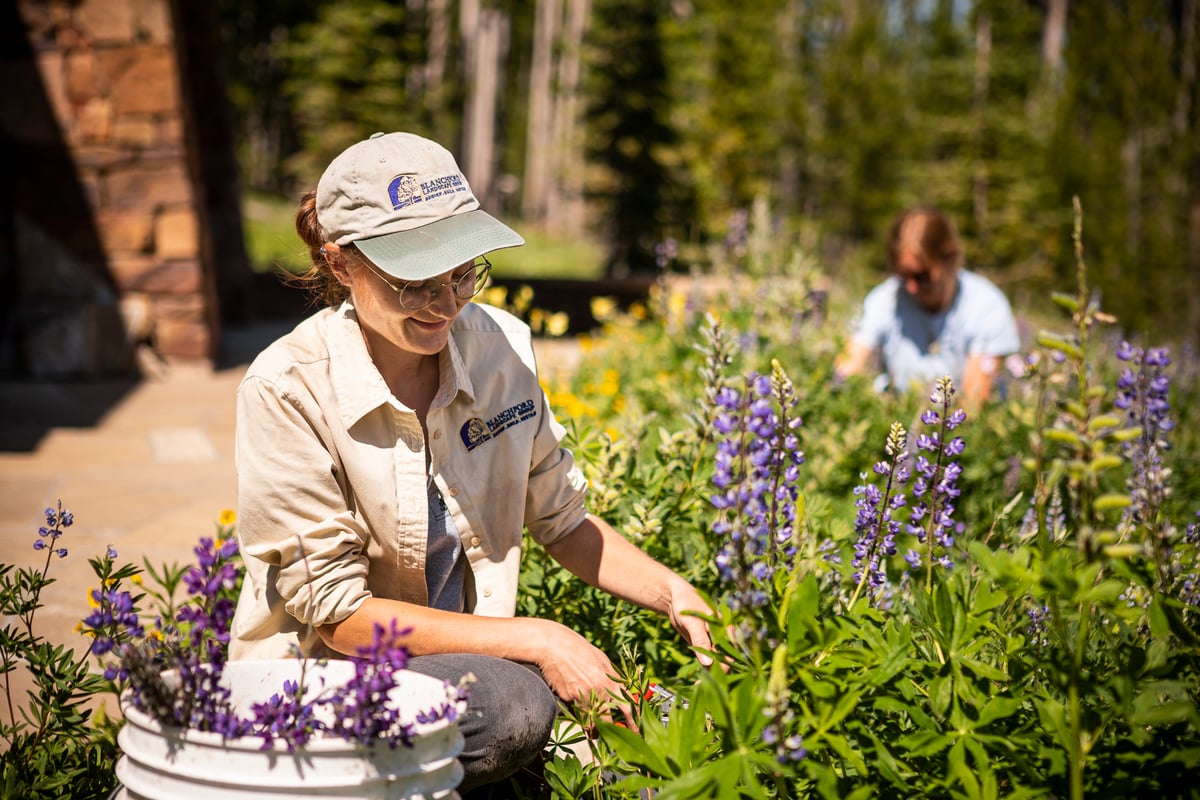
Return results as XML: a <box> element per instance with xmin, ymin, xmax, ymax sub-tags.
<box><xmin>407</xmin><ymin>654</ymin><xmax>558</xmax><ymax>792</ymax></box>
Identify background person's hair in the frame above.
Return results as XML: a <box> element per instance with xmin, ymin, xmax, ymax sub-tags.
<box><xmin>293</xmin><ymin>190</ymin><xmax>352</xmax><ymax>307</ymax></box>
<box><xmin>886</xmin><ymin>207</ymin><xmax>963</xmax><ymax>272</ymax></box>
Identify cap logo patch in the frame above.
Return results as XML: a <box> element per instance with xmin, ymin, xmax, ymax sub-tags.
<box><xmin>387</xmin><ymin>172</ymin><xmax>468</xmax><ymax>211</ymax></box>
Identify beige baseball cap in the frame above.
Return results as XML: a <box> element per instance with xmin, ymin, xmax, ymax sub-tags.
<box><xmin>316</xmin><ymin>131</ymin><xmax>524</xmax><ymax>280</ymax></box>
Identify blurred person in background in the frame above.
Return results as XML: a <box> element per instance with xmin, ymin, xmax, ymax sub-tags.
<box><xmin>835</xmin><ymin>206</ymin><xmax>1020</xmax><ymax>406</ymax></box>
<box><xmin>229</xmin><ymin>131</ymin><xmax>714</xmax><ymax>794</ymax></box>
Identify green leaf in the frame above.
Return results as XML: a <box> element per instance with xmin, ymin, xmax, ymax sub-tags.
<box><xmin>975</xmin><ymin>696</ymin><xmax>1023</xmax><ymax>728</ymax></box>
<box><xmin>600</xmin><ymin>721</ymin><xmax>675</xmax><ymax>776</ymax></box>
<box><xmin>957</xmin><ymin>656</ymin><xmax>1007</xmax><ymax>682</ymax></box>
<box><xmin>1034</xmin><ymin>698</ymin><xmax>1071</xmax><ymax>748</ymax></box>
<box><xmin>1128</xmin><ymin>700</ymin><xmax>1196</xmax><ymax>727</ymax></box>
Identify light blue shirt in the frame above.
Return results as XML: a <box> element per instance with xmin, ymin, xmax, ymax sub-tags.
<box><xmin>850</xmin><ymin>269</ymin><xmax>1020</xmax><ymax>394</ymax></box>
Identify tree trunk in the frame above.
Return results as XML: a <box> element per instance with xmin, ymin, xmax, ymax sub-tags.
<box><xmin>1179</xmin><ymin>0</ymin><xmax>1200</xmax><ymax>342</ymax></box>
<box><xmin>1042</xmin><ymin>0</ymin><xmax>1068</xmax><ymax>71</ymax></box>
<box><xmin>973</xmin><ymin>12</ymin><xmax>991</xmax><ymax>250</ymax></box>
<box><xmin>420</xmin><ymin>0</ymin><xmax>452</xmax><ymax>139</ymax></box>
<box><xmin>461</xmin><ymin>3</ymin><xmax>508</xmax><ymax>208</ymax></box>
<box><xmin>523</xmin><ymin>0</ymin><xmax>559</xmax><ymax>225</ymax></box>
<box><xmin>548</xmin><ymin>0</ymin><xmax>590</xmax><ymax>235</ymax></box>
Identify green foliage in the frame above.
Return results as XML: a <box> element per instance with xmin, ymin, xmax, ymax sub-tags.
<box><xmin>528</xmin><ymin>202</ymin><xmax>1200</xmax><ymax>797</ymax></box>
<box><xmin>281</xmin><ymin>1</ymin><xmax>451</xmax><ymax>188</ymax></box>
<box><xmin>243</xmin><ymin>191</ymin><xmax>310</xmax><ymax>274</ymax></box>
<box><xmin>0</xmin><ymin>506</ymin><xmax>120</xmax><ymax>800</ymax></box>
<box><xmin>219</xmin><ymin>0</ymin><xmax>1199</xmax><ymax>336</ymax></box>
<box><xmin>585</xmin><ymin>0</ymin><xmax>693</xmax><ymax>273</ymax></box>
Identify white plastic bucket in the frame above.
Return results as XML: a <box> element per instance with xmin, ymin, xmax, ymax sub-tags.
<box><xmin>115</xmin><ymin>659</ymin><xmax>464</xmax><ymax>799</ymax></box>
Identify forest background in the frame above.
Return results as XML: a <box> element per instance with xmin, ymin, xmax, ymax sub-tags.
<box><xmin>217</xmin><ymin>0</ymin><xmax>1199</xmax><ymax>344</ymax></box>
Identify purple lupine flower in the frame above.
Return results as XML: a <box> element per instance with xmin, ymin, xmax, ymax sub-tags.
<box><xmin>709</xmin><ymin>368</ymin><xmax>805</xmax><ymax>625</ymax></box>
<box><xmin>249</xmin><ymin>677</ymin><xmax>327</xmax><ymax>752</ymax></box>
<box><xmin>83</xmin><ymin>587</ymin><xmax>144</xmax><ymax>656</ymax></box>
<box><xmin>126</xmin><ymin>534</ymin><xmax>244</xmax><ymax>732</ymax></box>
<box><xmin>325</xmin><ymin>619</ymin><xmax>418</xmax><ymax>748</ymax></box>
<box><xmin>1176</xmin><ymin>511</ymin><xmax>1200</xmax><ymax>609</ymax></box>
<box><xmin>1114</xmin><ymin>342</ymin><xmax>1173</xmax><ymax>552</ymax></box>
<box><xmin>1027</xmin><ymin>604</ymin><xmax>1051</xmax><ymax>648</ymax></box>
<box><xmin>907</xmin><ymin>378</ymin><xmax>967</xmax><ymax>586</ymax></box>
<box><xmin>849</xmin><ymin>422</ymin><xmax>909</xmax><ymax>607</ymax></box>
<box><xmin>33</xmin><ymin>501</ymin><xmax>72</xmax><ymax>559</ymax></box>
<box><xmin>725</xmin><ymin>209</ymin><xmax>749</xmax><ymax>257</ymax></box>
<box><xmin>655</xmin><ymin>238</ymin><xmax>679</xmax><ymax>269</ymax></box>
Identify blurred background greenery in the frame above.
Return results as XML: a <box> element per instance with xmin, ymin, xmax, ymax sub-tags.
<box><xmin>218</xmin><ymin>0</ymin><xmax>1199</xmax><ymax>342</ymax></box>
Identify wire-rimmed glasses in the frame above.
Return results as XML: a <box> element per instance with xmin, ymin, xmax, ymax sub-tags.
<box><xmin>357</xmin><ymin>255</ymin><xmax>492</xmax><ymax>310</ymax></box>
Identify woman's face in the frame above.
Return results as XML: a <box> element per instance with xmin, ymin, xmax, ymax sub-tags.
<box><xmin>339</xmin><ymin>249</ymin><xmax>475</xmax><ymax>358</ymax></box>
<box><xmin>894</xmin><ymin>248</ymin><xmax>957</xmax><ymax>313</ymax></box>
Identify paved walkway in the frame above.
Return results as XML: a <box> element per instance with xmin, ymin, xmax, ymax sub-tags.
<box><xmin>0</xmin><ymin>321</ymin><xmax>582</xmax><ymax>661</ymax></box>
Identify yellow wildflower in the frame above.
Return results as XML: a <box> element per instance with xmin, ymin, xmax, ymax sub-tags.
<box><xmin>590</xmin><ymin>296</ymin><xmax>618</xmax><ymax>322</ymax></box>
<box><xmin>544</xmin><ymin>312</ymin><xmax>570</xmax><ymax>337</ymax></box>
<box><xmin>219</xmin><ymin>509</ymin><xmax>237</xmax><ymax>526</ymax></box>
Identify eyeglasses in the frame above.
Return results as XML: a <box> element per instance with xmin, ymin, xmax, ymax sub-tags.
<box><xmin>894</xmin><ymin>260</ymin><xmax>938</xmax><ymax>289</ymax></box>
<box><xmin>356</xmin><ymin>255</ymin><xmax>492</xmax><ymax>310</ymax></box>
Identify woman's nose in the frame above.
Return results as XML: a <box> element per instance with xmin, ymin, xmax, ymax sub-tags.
<box><xmin>429</xmin><ymin>284</ymin><xmax>460</xmax><ymax>315</ymax></box>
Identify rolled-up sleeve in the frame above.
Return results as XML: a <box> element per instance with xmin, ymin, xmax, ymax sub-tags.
<box><xmin>523</xmin><ymin>389</ymin><xmax>589</xmax><ymax>546</ymax></box>
<box><xmin>235</xmin><ymin>374</ymin><xmax>372</xmax><ymax>635</ymax></box>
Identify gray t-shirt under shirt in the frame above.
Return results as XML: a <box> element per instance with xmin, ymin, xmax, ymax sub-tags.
<box><xmin>425</xmin><ymin>478</ymin><xmax>467</xmax><ymax>612</ymax></box>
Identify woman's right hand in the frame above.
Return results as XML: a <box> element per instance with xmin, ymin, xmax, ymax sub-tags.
<box><xmin>532</xmin><ymin>618</ymin><xmax>624</xmax><ymax>707</ymax></box>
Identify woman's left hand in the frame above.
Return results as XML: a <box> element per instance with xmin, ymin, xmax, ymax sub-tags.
<box><xmin>666</xmin><ymin>580</ymin><xmax>716</xmax><ymax>667</ymax></box>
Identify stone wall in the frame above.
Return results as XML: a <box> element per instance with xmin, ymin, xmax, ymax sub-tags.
<box><xmin>2</xmin><ymin>0</ymin><xmax>241</xmax><ymax>377</ymax></box>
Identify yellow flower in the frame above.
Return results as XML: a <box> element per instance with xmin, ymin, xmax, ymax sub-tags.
<box><xmin>131</xmin><ymin>574</ymin><xmax>143</xmax><ymax>586</ymax></box>
<box><xmin>219</xmin><ymin>509</ymin><xmax>237</xmax><ymax>526</ymax></box>
<box><xmin>479</xmin><ymin>286</ymin><xmax>509</xmax><ymax>308</ymax></box>
<box><xmin>544</xmin><ymin>312</ymin><xmax>570</xmax><ymax>337</ymax></box>
<box><xmin>667</xmin><ymin>289</ymin><xmax>687</xmax><ymax>318</ymax></box>
<box><xmin>590</xmin><ymin>296</ymin><xmax>618</xmax><ymax>322</ymax></box>
<box><xmin>599</xmin><ymin>369</ymin><xmax>621</xmax><ymax>396</ymax></box>
<box><xmin>86</xmin><ymin>588</ymin><xmax>100</xmax><ymax>608</ymax></box>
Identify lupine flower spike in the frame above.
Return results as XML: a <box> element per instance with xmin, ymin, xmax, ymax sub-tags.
<box><xmin>907</xmin><ymin>377</ymin><xmax>968</xmax><ymax>591</ymax></box>
<box><xmin>1114</xmin><ymin>341</ymin><xmax>1174</xmax><ymax>569</ymax></box>
<box><xmin>710</xmin><ymin>366</ymin><xmax>804</xmax><ymax>632</ymax></box>
<box><xmin>848</xmin><ymin>422</ymin><xmax>910</xmax><ymax>608</ymax></box>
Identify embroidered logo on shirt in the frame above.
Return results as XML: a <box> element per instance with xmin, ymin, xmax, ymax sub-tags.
<box><xmin>459</xmin><ymin>398</ymin><xmax>538</xmax><ymax>452</ymax></box>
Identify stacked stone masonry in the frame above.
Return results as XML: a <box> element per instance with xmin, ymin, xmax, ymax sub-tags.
<box><xmin>12</xmin><ymin>0</ymin><xmax>215</xmax><ymax>374</ymax></box>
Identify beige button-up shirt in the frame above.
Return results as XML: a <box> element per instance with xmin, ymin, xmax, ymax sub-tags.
<box><xmin>230</xmin><ymin>301</ymin><xmax>588</xmax><ymax>660</ymax></box>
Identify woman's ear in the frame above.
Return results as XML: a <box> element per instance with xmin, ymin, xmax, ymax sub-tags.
<box><xmin>323</xmin><ymin>243</ymin><xmax>354</xmax><ymax>288</ymax></box>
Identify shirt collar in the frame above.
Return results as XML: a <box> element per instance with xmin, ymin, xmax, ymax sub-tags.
<box><xmin>327</xmin><ymin>301</ymin><xmax>477</xmax><ymax>428</ymax></box>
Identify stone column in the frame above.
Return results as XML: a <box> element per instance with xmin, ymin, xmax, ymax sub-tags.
<box><xmin>3</xmin><ymin>0</ymin><xmax>224</xmax><ymax>376</ymax></box>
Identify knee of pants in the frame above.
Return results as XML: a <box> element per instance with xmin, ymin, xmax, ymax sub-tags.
<box><xmin>407</xmin><ymin>654</ymin><xmax>558</xmax><ymax>788</ymax></box>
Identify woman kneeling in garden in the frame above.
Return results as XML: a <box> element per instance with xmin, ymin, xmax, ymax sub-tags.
<box><xmin>228</xmin><ymin>131</ymin><xmax>714</xmax><ymax>792</ymax></box>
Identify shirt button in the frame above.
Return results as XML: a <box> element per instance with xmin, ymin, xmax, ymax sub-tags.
<box><xmin>482</xmin><ymin>588</ymin><xmax>492</xmax><ymax>598</ymax></box>
<box><xmin>470</xmin><ymin>537</ymin><xmax>481</xmax><ymax>548</ymax></box>
<box><xmin>433</xmin><ymin>429</ymin><xmax>442</xmax><ymax>440</ymax></box>
<box><xmin>448</xmin><ymin>487</ymin><xmax>458</xmax><ymax>497</ymax></box>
